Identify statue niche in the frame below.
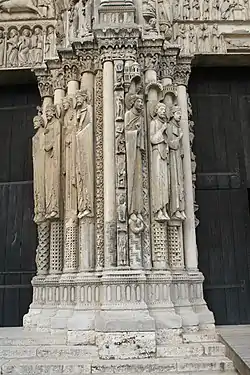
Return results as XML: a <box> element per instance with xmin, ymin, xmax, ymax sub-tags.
<box><xmin>124</xmin><ymin>93</ymin><xmax>145</xmax><ymax>224</ymax></box>
<box><xmin>44</xmin><ymin>104</ymin><xmax>61</xmax><ymax>220</ymax></box>
<box><xmin>75</xmin><ymin>89</ymin><xmax>94</xmax><ymax>219</ymax></box>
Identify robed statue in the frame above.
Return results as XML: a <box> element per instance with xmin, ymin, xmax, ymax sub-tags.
<box><xmin>124</xmin><ymin>93</ymin><xmax>145</xmax><ymax>219</ymax></box>
<box><xmin>75</xmin><ymin>89</ymin><xmax>94</xmax><ymax>218</ymax></box>
<box><xmin>62</xmin><ymin>96</ymin><xmax>77</xmax><ymax>219</ymax></box>
<box><xmin>44</xmin><ymin>104</ymin><xmax>61</xmax><ymax>219</ymax></box>
<box><xmin>167</xmin><ymin>105</ymin><xmax>186</xmax><ymax>221</ymax></box>
<box><xmin>150</xmin><ymin>102</ymin><xmax>170</xmax><ymax>221</ymax></box>
<box><xmin>33</xmin><ymin>114</ymin><xmax>45</xmax><ymax>224</ymax></box>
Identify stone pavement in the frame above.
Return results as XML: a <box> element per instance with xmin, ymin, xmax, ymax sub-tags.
<box><xmin>218</xmin><ymin>325</ymin><xmax>250</xmax><ymax>375</ymax></box>
<box><xmin>0</xmin><ymin>327</ymin><xmax>237</xmax><ymax>375</ymax></box>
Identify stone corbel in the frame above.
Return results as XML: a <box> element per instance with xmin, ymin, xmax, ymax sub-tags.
<box><xmin>35</xmin><ymin>69</ymin><xmax>54</xmax><ymax>99</ymax></box>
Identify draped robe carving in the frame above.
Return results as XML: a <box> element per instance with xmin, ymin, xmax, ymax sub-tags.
<box><xmin>63</xmin><ymin>96</ymin><xmax>77</xmax><ymax>219</ymax></box>
<box><xmin>75</xmin><ymin>90</ymin><xmax>94</xmax><ymax>218</ymax></box>
<box><xmin>167</xmin><ymin>106</ymin><xmax>186</xmax><ymax>221</ymax></box>
<box><xmin>124</xmin><ymin>95</ymin><xmax>145</xmax><ymax>218</ymax></box>
<box><xmin>44</xmin><ymin>105</ymin><xmax>61</xmax><ymax>219</ymax></box>
<box><xmin>33</xmin><ymin>115</ymin><xmax>45</xmax><ymax>223</ymax></box>
<box><xmin>150</xmin><ymin>103</ymin><xmax>170</xmax><ymax>221</ymax></box>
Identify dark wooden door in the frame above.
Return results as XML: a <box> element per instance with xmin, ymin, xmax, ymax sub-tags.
<box><xmin>0</xmin><ymin>84</ymin><xmax>40</xmax><ymax>326</ymax></box>
<box><xmin>189</xmin><ymin>67</ymin><xmax>250</xmax><ymax>325</ymax></box>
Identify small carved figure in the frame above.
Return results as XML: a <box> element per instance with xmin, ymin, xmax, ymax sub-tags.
<box><xmin>117</xmin><ymin>194</ymin><xmax>126</xmax><ymax>223</ymax></box>
<box><xmin>44</xmin><ymin>104</ymin><xmax>61</xmax><ymax>219</ymax></box>
<box><xmin>142</xmin><ymin>0</ymin><xmax>157</xmax><ymax>32</ymax></box>
<box><xmin>221</xmin><ymin>0</ymin><xmax>236</xmax><ymax>19</ymax></box>
<box><xmin>75</xmin><ymin>89</ymin><xmax>94</xmax><ymax>218</ymax></box>
<box><xmin>116</xmin><ymin>126</ymin><xmax>126</xmax><ymax>154</ymax></box>
<box><xmin>117</xmin><ymin>158</ymin><xmax>126</xmax><ymax>188</ymax></box>
<box><xmin>192</xmin><ymin>0</ymin><xmax>201</xmax><ymax>19</ymax></box>
<box><xmin>189</xmin><ymin>24</ymin><xmax>197</xmax><ymax>54</ymax></box>
<box><xmin>18</xmin><ymin>28</ymin><xmax>31</xmax><ymax>66</ymax></box>
<box><xmin>62</xmin><ymin>96</ymin><xmax>78</xmax><ymax>218</ymax></box>
<box><xmin>30</xmin><ymin>27</ymin><xmax>43</xmax><ymax>65</ymax></box>
<box><xmin>199</xmin><ymin>23</ymin><xmax>210</xmax><ymax>52</ymax></box>
<box><xmin>183</xmin><ymin>0</ymin><xmax>190</xmax><ymax>19</ymax></box>
<box><xmin>176</xmin><ymin>24</ymin><xmax>188</xmax><ymax>53</ymax></box>
<box><xmin>45</xmin><ymin>26</ymin><xmax>55</xmax><ymax>59</ymax></box>
<box><xmin>129</xmin><ymin>213</ymin><xmax>144</xmax><ymax>234</ymax></box>
<box><xmin>33</xmin><ymin>114</ymin><xmax>45</xmax><ymax>224</ymax></box>
<box><xmin>125</xmin><ymin>93</ymin><xmax>145</xmax><ymax>218</ymax></box>
<box><xmin>212</xmin><ymin>0</ymin><xmax>220</xmax><ymax>19</ymax></box>
<box><xmin>7</xmin><ymin>28</ymin><xmax>19</xmax><ymax>67</ymax></box>
<box><xmin>212</xmin><ymin>24</ymin><xmax>221</xmax><ymax>52</ymax></box>
<box><xmin>167</xmin><ymin>105</ymin><xmax>186</xmax><ymax>221</ymax></box>
<box><xmin>68</xmin><ymin>0</ymin><xmax>79</xmax><ymax>39</ymax></box>
<box><xmin>158</xmin><ymin>0</ymin><xmax>172</xmax><ymax>24</ymax></box>
<box><xmin>203</xmin><ymin>0</ymin><xmax>210</xmax><ymax>19</ymax></box>
<box><xmin>173</xmin><ymin>0</ymin><xmax>181</xmax><ymax>20</ymax></box>
<box><xmin>0</xmin><ymin>29</ymin><xmax>5</xmax><ymax>66</ymax></box>
<box><xmin>116</xmin><ymin>95</ymin><xmax>124</xmax><ymax>121</ymax></box>
<box><xmin>150</xmin><ymin>103</ymin><xmax>170</xmax><ymax>222</ymax></box>
<box><xmin>38</xmin><ymin>0</ymin><xmax>55</xmax><ymax>18</ymax></box>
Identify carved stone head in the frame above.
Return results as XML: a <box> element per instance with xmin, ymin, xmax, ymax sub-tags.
<box><xmin>171</xmin><ymin>105</ymin><xmax>182</xmax><ymax>122</ymax></box>
<box><xmin>75</xmin><ymin>89</ymin><xmax>90</xmax><ymax>108</ymax></box>
<box><xmin>154</xmin><ymin>102</ymin><xmax>166</xmax><ymax>120</ymax></box>
<box><xmin>45</xmin><ymin>104</ymin><xmax>56</xmax><ymax>123</ymax></box>
<box><xmin>33</xmin><ymin>115</ymin><xmax>44</xmax><ymax>130</ymax></box>
<box><xmin>62</xmin><ymin>96</ymin><xmax>72</xmax><ymax>111</ymax></box>
<box><xmin>130</xmin><ymin>94</ymin><xmax>144</xmax><ymax>112</ymax></box>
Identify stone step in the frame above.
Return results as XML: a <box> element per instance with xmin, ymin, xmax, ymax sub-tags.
<box><xmin>0</xmin><ymin>345</ymin><xmax>97</xmax><ymax>360</ymax></box>
<box><xmin>157</xmin><ymin>342</ymin><xmax>226</xmax><ymax>358</ymax></box>
<box><xmin>0</xmin><ymin>327</ymin><xmax>67</xmax><ymax>346</ymax></box>
<box><xmin>0</xmin><ymin>356</ymin><xmax>236</xmax><ymax>374</ymax></box>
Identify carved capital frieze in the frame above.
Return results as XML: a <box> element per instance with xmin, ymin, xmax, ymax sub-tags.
<box><xmin>138</xmin><ymin>51</ymin><xmax>160</xmax><ymax>72</ymax></box>
<box><xmin>161</xmin><ymin>54</ymin><xmax>177</xmax><ymax>80</ymax></box>
<box><xmin>35</xmin><ymin>70</ymin><xmax>53</xmax><ymax>98</ymax></box>
<box><xmin>52</xmin><ymin>69</ymin><xmax>66</xmax><ymax>91</ymax></box>
<box><xmin>174</xmin><ymin>58</ymin><xmax>192</xmax><ymax>86</ymax></box>
<box><xmin>63</xmin><ymin>60</ymin><xmax>80</xmax><ymax>83</ymax></box>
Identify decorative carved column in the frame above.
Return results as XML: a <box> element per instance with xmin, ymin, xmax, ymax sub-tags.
<box><xmin>78</xmin><ymin>54</ymin><xmax>95</xmax><ymax>272</ymax></box>
<box><xmin>174</xmin><ymin>57</ymin><xmax>214</xmax><ymax>330</ymax></box>
<box><xmin>102</xmin><ymin>51</ymin><xmax>117</xmax><ymax>268</ymax></box>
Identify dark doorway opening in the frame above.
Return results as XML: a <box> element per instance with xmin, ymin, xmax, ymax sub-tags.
<box><xmin>0</xmin><ymin>82</ymin><xmax>40</xmax><ymax>326</ymax></box>
<box><xmin>189</xmin><ymin>67</ymin><xmax>250</xmax><ymax>325</ymax></box>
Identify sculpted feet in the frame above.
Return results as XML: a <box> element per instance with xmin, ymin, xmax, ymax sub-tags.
<box><xmin>173</xmin><ymin>210</ymin><xmax>186</xmax><ymax>221</ymax></box>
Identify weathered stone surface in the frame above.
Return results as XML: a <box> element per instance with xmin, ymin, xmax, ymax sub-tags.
<box><xmin>96</xmin><ymin>332</ymin><xmax>156</xmax><ymax>360</ymax></box>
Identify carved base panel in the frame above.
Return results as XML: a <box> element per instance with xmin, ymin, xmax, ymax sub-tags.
<box><xmin>23</xmin><ymin>269</ymin><xmax>215</xmax><ymax>355</ymax></box>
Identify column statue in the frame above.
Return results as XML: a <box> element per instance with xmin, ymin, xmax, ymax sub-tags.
<box><xmin>44</xmin><ymin>104</ymin><xmax>61</xmax><ymax>219</ymax></box>
<box><xmin>75</xmin><ymin>89</ymin><xmax>94</xmax><ymax>218</ymax></box>
<box><xmin>62</xmin><ymin>96</ymin><xmax>77</xmax><ymax>219</ymax></box>
<box><xmin>150</xmin><ymin>102</ymin><xmax>170</xmax><ymax>221</ymax></box>
<box><xmin>167</xmin><ymin>105</ymin><xmax>186</xmax><ymax>221</ymax></box>
<box><xmin>32</xmin><ymin>114</ymin><xmax>45</xmax><ymax>224</ymax></box>
<box><xmin>124</xmin><ymin>93</ymin><xmax>145</xmax><ymax>221</ymax></box>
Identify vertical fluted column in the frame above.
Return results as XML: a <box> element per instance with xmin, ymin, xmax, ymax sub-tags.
<box><xmin>102</xmin><ymin>56</ymin><xmax>116</xmax><ymax>268</ymax></box>
<box><xmin>175</xmin><ymin>59</ymin><xmax>198</xmax><ymax>271</ymax></box>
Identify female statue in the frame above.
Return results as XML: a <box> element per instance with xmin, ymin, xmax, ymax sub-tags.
<box><xmin>150</xmin><ymin>102</ymin><xmax>170</xmax><ymax>221</ymax></box>
<box><xmin>75</xmin><ymin>89</ymin><xmax>94</xmax><ymax>218</ymax></box>
<box><xmin>167</xmin><ymin>105</ymin><xmax>186</xmax><ymax>221</ymax></box>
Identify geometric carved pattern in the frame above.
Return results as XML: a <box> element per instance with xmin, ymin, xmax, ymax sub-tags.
<box><xmin>167</xmin><ymin>224</ymin><xmax>184</xmax><ymax>270</ymax></box>
<box><xmin>36</xmin><ymin>221</ymin><xmax>50</xmax><ymax>275</ymax></box>
<box><xmin>152</xmin><ymin>221</ymin><xmax>168</xmax><ymax>265</ymax></box>
<box><xmin>50</xmin><ymin>220</ymin><xmax>63</xmax><ymax>274</ymax></box>
<box><xmin>64</xmin><ymin>220</ymin><xmax>78</xmax><ymax>272</ymax></box>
